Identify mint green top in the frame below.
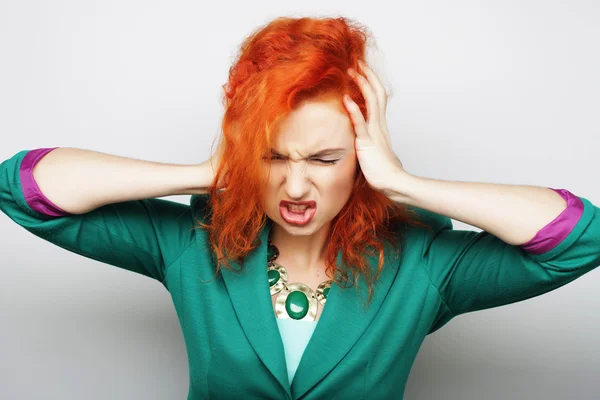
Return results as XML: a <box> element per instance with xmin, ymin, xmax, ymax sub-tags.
<box><xmin>276</xmin><ymin>319</ymin><xmax>318</xmax><ymax>386</ymax></box>
<box><xmin>3</xmin><ymin>149</ymin><xmax>600</xmax><ymax>400</ymax></box>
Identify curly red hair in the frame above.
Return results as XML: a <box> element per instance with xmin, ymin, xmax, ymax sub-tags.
<box><xmin>196</xmin><ymin>16</ymin><xmax>431</xmax><ymax>305</ymax></box>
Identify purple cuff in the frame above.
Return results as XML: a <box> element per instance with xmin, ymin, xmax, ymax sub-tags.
<box><xmin>520</xmin><ymin>188</ymin><xmax>584</xmax><ymax>255</ymax></box>
<box><xmin>19</xmin><ymin>147</ymin><xmax>71</xmax><ymax>217</ymax></box>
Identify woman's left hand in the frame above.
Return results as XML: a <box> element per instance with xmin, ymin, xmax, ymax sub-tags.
<box><xmin>343</xmin><ymin>60</ymin><xmax>407</xmax><ymax>195</ymax></box>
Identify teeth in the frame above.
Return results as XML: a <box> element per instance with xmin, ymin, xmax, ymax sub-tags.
<box><xmin>286</xmin><ymin>204</ymin><xmax>309</xmax><ymax>212</ymax></box>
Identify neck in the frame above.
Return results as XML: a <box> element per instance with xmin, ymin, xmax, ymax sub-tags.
<box><xmin>269</xmin><ymin>222</ymin><xmax>331</xmax><ymax>272</ymax></box>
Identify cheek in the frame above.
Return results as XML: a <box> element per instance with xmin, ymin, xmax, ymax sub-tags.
<box><xmin>313</xmin><ymin>159</ymin><xmax>357</xmax><ymax>189</ymax></box>
<box><xmin>322</xmin><ymin>162</ymin><xmax>356</xmax><ymax>192</ymax></box>
<box><xmin>261</xmin><ymin>179</ymin><xmax>280</xmax><ymax>214</ymax></box>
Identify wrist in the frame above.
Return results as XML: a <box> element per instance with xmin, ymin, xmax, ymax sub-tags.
<box><xmin>384</xmin><ymin>170</ymin><xmax>421</xmax><ymax>205</ymax></box>
<box><xmin>172</xmin><ymin>162</ymin><xmax>214</xmax><ymax>196</ymax></box>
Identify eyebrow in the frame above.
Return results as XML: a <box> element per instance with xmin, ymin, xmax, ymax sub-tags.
<box><xmin>270</xmin><ymin>147</ymin><xmax>346</xmax><ymax>158</ymax></box>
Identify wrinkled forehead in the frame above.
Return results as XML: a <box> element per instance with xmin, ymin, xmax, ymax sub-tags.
<box><xmin>273</xmin><ymin>99</ymin><xmax>354</xmax><ymax>156</ymax></box>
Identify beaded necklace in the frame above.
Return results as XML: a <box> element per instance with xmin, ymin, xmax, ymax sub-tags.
<box><xmin>267</xmin><ymin>236</ymin><xmax>333</xmax><ymax>321</ymax></box>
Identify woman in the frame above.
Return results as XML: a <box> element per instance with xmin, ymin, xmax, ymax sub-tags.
<box><xmin>1</xmin><ymin>16</ymin><xmax>599</xmax><ymax>400</ymax></box>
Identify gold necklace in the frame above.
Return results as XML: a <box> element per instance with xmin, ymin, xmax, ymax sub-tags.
<box><xmin>267</xmin><ymin>237</ymin><xmax>333</xmax><ymax>321</ymax></box>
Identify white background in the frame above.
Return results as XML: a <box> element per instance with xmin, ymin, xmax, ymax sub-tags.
<box><xmin>1</xmin><ymin>0</ymin><xmax>599</xmax><ymax>399</ymax></box>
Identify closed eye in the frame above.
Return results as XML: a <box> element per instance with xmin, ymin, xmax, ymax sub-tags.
<box><xmin>314</xmin><ymin>159</ymin><xmax>339</xmax><ymax>164</ymax></box>
<box><xmin>266</xmin><ymin>155</ymin><xmax>339</xmax><ymax>165</ymax></box>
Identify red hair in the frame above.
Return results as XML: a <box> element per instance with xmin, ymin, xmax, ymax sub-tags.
<box><xmin>196</xmin><ymin>16</ymin><xmax>431</xmax><ymax>305</ymax></box>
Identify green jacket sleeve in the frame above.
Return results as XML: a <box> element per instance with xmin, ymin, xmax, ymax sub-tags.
<box><xmin>0</xmin><ymin>149</ymin><xmax>196</xmax><ymax>285</ymax></box>
<box><xmin>414</xmin><ymin>194</ymin><xmax>600</xmax><ymax>334</ymax></box>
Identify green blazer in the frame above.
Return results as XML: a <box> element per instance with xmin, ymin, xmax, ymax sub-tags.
<box><xmin>2</xmin><ymin>149</ymin><xmax>600</xmax><ymax>399</ymax></box>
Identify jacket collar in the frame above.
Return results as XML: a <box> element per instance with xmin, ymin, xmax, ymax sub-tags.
<box><xmin>220</xmin><ymin>218</ymin><xmax>401</xmax><ymax>399</ymax></box>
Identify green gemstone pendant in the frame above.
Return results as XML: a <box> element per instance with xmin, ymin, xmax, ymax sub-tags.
<box><xmin>267</xmin><ymin>262</ymin><xmax>288</xmax><ymax>296</ymax></box>
<box><xmin>285</xmin><ymin>291</ymin><xmax>310</xmax><ymax>319</ymax></box>
<box><xmin>316</xmin><ymin>280</ymin><xmax>333</xmax><ymax>306</ymax></box>
<box><xmin>267</xmin><ymin>242</ymin><xmax>279</xmax><ymax>262</ymax></box>
<box><xmin>267</xmin><ymin>269</ymin><xmax>280</xmax><ymax>287</ymax></box>
<box><xmin>274</xmin><ymin>282</ymin><xmax>318</xmax><ymax>321</ymax></box>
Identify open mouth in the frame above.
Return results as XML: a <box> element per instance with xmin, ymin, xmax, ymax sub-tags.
<box><xmin>279</xmin><ymin>201</ymin><xmax>317</xmax><ymax>226</ymax></box>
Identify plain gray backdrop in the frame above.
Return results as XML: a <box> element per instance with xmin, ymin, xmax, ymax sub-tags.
<box><xmin>1</xmin><ymin>0</ymin><xmax>599</xmax><ymax>399</ymax></box>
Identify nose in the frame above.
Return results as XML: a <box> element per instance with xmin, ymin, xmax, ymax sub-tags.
<box><xmin>283</xmin><ymin>162</ymin><xmax>311</xmax><ymax>199</ymax></box>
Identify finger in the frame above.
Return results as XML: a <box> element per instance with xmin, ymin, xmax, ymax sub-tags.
<box><xmin>357</xmin><ymin>61</ymin><xmax>391</xmax><ymax>139</ymax></box>
<box><xmin>348</xmin><ymin>67</ymin><xmax>380</xmax><ymax>127</ymax></box>
<box><xmin>343</xmin><ymin>94</ymin><xmax>370</xmax><ymax>140</ymax></box>
<box><xmin>357</xmin><ymin>61</ymin><xmax>392</xmax><ymax>147</ymax></box>
<box><xmin>357</xmin><ymin>60</ymin><xmax>388</xmax><ymax>113</ymax></box>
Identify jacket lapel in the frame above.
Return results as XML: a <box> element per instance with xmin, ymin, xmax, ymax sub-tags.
<box><xmin>290</xmin><ymin>238</ymin><xmax>401</xmax><ymax>399</ymax></box>
<box><xmin>219</xmin><ymin>218</ymin><xmax>291</xmax><ymax>397</ymax></box>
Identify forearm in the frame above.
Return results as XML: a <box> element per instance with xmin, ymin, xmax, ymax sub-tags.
<box><xmin>32</xmin><ymin>147</ymin><xmax>214</xmax><ymax>214</ymax></box>
<box><xmin>389</xmin><ymin>172</ymin><xmax>568</xmax><ymax>246</ymax></box>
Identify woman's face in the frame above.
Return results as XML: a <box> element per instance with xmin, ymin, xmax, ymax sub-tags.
<box><xmin>261</xmin><ymin>98</ymin><xmax>358</xmax><ymax>236</ymax></box>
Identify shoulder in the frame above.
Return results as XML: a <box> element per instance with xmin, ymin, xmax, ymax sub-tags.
<box><xmin>393</xmin><ymin>204</ymin><xmax>454</xmax><ymax>257</ymax></box>
<box><xmin>404</xmin><ymin>204</ymin><xmax>452</xmax><ymax>232</ymax></box>
<box><xmin>190</xmin><ymin>193</ymin><xmax>214</xmax><ymax>222</ymax></box>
